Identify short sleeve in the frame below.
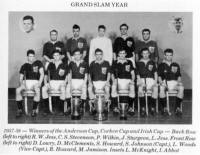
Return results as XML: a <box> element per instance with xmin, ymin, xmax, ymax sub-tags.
<box><xmin>66</xmin><ymin>39</ymin><xmax>71</xmax><ymax>53</ymax></box>
<box><xmin>84</xmin><ymin>63</ymin><xmax>89</xmax><ymax>74</ymax></box>
<box><xmin>106</xmin><ymin>61</ymin><xmax>111</xmax><ymax>73</ymax></box>
<box><xmin>158</xmin><ymin>63</ymin><xmax>166</xmax><ymax>77</ymax></box>
<box><xmin>43</xmin><ymin>43</ymin><xmax>48</xmax><ymax>56</ymax></box>
<box><xmin>19</xmin><ymin>64</ymin><xmax>25</xmax><ymax>74</ymax></box>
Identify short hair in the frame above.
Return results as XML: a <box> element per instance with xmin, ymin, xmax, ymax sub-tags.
<box><xmin>126</xmin><ymin>37</ymin><xmax>134</xmax><ymax>42</ymax></box>
<box><xmin>73</xmin><ymin>24</ymin><xmax>80</xmax><ymax>30</ymax></box>
<box><xmin>23</xmin><ymin>15</ymin><xmax>34</xmax><ymax>24</ymax></box>
<box><xmin>50</xmin><ymin>29</ymin><xmax>58</xmax><ymax>35</ymax></box>
<box><xmin>52</xmin><ymin>49</ymin><xmax>61</xmax><ymax>55</ymax></box>
<box><xmin>72</xmin><ymin>48</ymin><xmax>81</xmax><ymax>55</ymax></box>
<box><xmin>142</xmin><ymin>28</ymin><xmax>151</xmax><ymax>34</ymax></box>
<box><xmin>27</xmin><ymin>49</ymin><xmax>35</xmax><ymax>56</ymax></box>
<box><xmin>95</xmin><ymin>48</ymin><xmax>103</xmax><ymax>54</ymax></box>
<box><xmin>118</xmin><ymin>47</ymin><xmax>126</xmax><ymax>53</ymax></box>
<box><xmin>140</xmin><ymin>47</ymin><xmax>149</xmax><ymax>54</ymax></box>
<box><xmin>120</xmin><ymin>23</ymin><xmax>129</xmax><ymax>30</ymax></box>
<box><xmin>164</xmin><ymin>48</ymin><xmax>174</xmax><ymax>55</ymax></box>
<box><xmin>98</xmin><ymin>25</ymin><xmax>106</xmax><ymax>30</ymax></box>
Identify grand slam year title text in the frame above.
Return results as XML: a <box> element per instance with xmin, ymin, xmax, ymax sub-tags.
<box><xmin>70</xmin><ymin>1</ymin><xmax>128</xmax><ymax>8</ymax></box>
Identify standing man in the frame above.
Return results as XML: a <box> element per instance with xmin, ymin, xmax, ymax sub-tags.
<box><xmin>136</xmin><ymin>48</ymin><xmax>158</xmax><ymax>117</ymax></box>
<box><xmin>158</xmin><ymin>48</ymin><xmax>184</xmax><ymax>116</ymax></box>
<box><xmin>42</xmin><ymin>50</ymin><xmax>68</xmax><ymax>116</ymax></box>
<box><xmin>66</xmin><ymin>24</ymin><xmax>88</xmax><ymax>63</ymax></box>
<box><xmin>89</xmin><ymin>25</ymin><xmax>113</xmax><ymax>65</ymax></box>
<box><xmin>113</xmin><ymin>23</ymin><xmax>135</xmax><ymax>66</ymax></box>
<box><xmin>43</xmin><ymin>29</ymin><xmax>66</xmax><ymax>69</ymax></box>
<box><xmin>16</xmin><ymin>50</ymin><xmax>44</xmax><ymax>117</ymax></box>
<box><xmin>136</xmin><ymin>28</ymin><xmax>159</xmax><ymax>63</ymax></box>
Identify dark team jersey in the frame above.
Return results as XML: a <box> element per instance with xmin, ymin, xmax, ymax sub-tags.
<box><xmin>45</xmin><ymin>62</ymin><xmax>68</xmax><ymax>80</ymax></box>
<box><xmin>19</xmin><ymin>60</ymin><xmax>43</xmax><ymax>80</ymax></box>
<box><xmin>43</xmin><ymin>41</ymin><xmax>65</xmax><ymax>59</ymax></box>
<box><xmin>112</xmin><ymin>59</ymin><xmax>134</xmax><ymax>79</ymax></box>
<box><xmin>136</xmin><ymin>40</ymin><xmax>158</xmax><ymax>61</ymax></box>
<box><xmin>136</xmin><ymin>59</ymin><xmax>157</xmax><ymax>78</ymax></box>
<box><xmin>69</xmin><ymin>61</ymin><xmax>88</xmax><ymax>79</ymax></box>
<box><xmin>113</xmin><ymin>36</ymin><xmax>135</xmax><ymax>58</ymax></box>
<box><xmin>89</xmin><ymin>60</ymin><xmax>110</xmax><ymax>81</ymax></box>
<box><xmin>66</xmin><ymin>37</ymin><xmax>87</xmax><ymax>56</ymax></box>
<box><xmin>158</xmin><ymin>62</ymin><xmax>181</xmax><ymax>81</ymax></box>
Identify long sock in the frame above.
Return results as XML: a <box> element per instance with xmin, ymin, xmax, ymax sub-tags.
<box><xmin>66</xmin><ymin>98</ymin><xmax>71</xmax><ymax>109</ymax></box>
<box><xmin>128</xmin><ymin>97</ymin><xmax>134</xmax><ymax>108</ymax></box>
<box><xmin>16</xmin><ymin>101</ymin><xmax>23</xmax><ymax>110</ymax></box>
<box><xmin>159</xmin><ymin>98</ymin><xmax>166</xmax><ymax>112</ymax></box>
<box><xmin>81</xmin><ymin>99</ymin><xmax>86</xmax><ymax>108</ymax></box>
<box><xmin>59</xmin><ymin>100</ymin><xmax>64</xmax><ymax>112</ymax></box>
<box><xmin>175</xmin><ymin>97</ymin><xmax>182</xmax><ymax>110</ymax></box>
<box><xmin>43</xmin><ymin>98</ymin><xmax>49</xmax><ymax>113</ymax></box>
<box><xmin>33</xmin><ymin>101</ymin><xmax>39</xmax><ymax>110</ymax></box>
<box><xmin>140</xmin><ymin>97</ymin><xmax>145</xmax><ymax>109</ymax></box>
<box><xmin>150</xmin><ymin>97</ymin><xmax>156</xmax><ymax>109</ymax></box>
<box><xmin>112</xmin><ymin>97</ymin><xmax>118</xmax><ymax>108</ymax></box>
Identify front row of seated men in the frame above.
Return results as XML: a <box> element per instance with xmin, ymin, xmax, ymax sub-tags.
<box><xmin>15</xmin><ymin>47</ymin><xmax>184</xmax><ymax>118</ymax></box>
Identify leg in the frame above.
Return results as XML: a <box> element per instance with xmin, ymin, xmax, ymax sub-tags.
<box><xmin>88</xmin><ymin>83</ymin><xmax>95</xmax><ymax>100</ymax></box>
<box><xmin>32</xmin><ymin>84</ymin><xmax>40</xmax><ymax>117</ymax></box>
<box><xmin>42</xmin><ymin>85</ymin><xmax>51</xmax><ymax>114</ymax></box>
<box><xmin>81</xmin><ymin>82</ymin><xmax>87</xmax><ymax>100</ymax></box>
<box><xmin>175</xmin><ymin>83</ymin><xmax>184</xmax><ymax>115</ymax></box>
<box><xmin>128</xmin><ymin>82</ymin><xmax>135</xmax><ymax>114</ymax></box>
<box><xmin>15</xmin><ymin>85</ymin><xmax>25</xmax><ymax>117</ymax></box>
<box><xmin>104</xmin><ymin>84</ymin><xmax>110</xmax><ymax>101</ymax></box>
<box><xmin>111</xmin><ymin>81</ymin><xmax>119</xmax><ymax>114</ymax></box>
<box><xmin>150</xmin><ymin>85</ymin><xmax>158</xmax><ymax>115</ymax></box>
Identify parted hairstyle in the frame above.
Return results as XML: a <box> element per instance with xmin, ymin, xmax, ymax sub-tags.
<box><xmin>27</xmin><ymin>49</ymin><xmax>35</xmax><ymax>56</ymax></box>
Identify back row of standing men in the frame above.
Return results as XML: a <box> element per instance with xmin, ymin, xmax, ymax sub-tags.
<box><xmin>16</xmin><ymin>22</ymin><xmax>184</xmax><ymax>118</ymax></box>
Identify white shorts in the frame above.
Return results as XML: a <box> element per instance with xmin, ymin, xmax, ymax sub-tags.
<box><xmin>141</xmin><ymin>78</ymin><xmax>156</xmax><ymax>90</ymax></box>
<box><xmin>93</xmin><ymin>81</ymin><xmax>107</xmax><ymax>94</ymax></box>
<box><xmin>71</xmin><ymin>79</ymin><xmax>84</xmax><ymax>90</ymax></box>
<box><xmin>118</xmin><ymin>79</ymin><xmax>131</xmax><ymax>91</ymax></box>
<box><xmin>23</xmin><ymin>80</ymin><xmax>38</xmax><ymax>90</ymax></box>
<box><xmin>167</xmin><ymin>80</ymin><xmax>178</xmax><ymax>91</ymax></box>
<box><xmin>49</xmin><ymin>80</ymin><xmax>65</xmax><ymax>91</ymax></box>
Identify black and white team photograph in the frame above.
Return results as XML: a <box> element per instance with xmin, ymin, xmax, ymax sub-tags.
<box><xmin>8</xmin><ymin>12</ymin><xmax>192</xmax><ymax>124</ymax></box>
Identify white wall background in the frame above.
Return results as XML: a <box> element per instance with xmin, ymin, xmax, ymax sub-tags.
<box><xmin>9</xmin><ymin>12</ymin><xmax>192</xmax><ymax>88</ymax></box>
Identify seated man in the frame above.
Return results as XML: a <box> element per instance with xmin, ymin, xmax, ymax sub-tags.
<box><xmin>65</xmin><ymin>48</ymin><xmax>88</xmax><ymax>114</ymax></box>
<box><xmin>88</xmin><ymin>48</ymin><xmax>111</xmax><ymax>113</ymax></box>
<box><xmin>158</xmin><ymin>48</ymin><xmax>184</xmax><ymax>116</ymax></box>
<box><xmin>16</xmin><ymin>49</ymin><xmax>44</xmax><ymax>117</ymax></box>
<box><xmin>136</xmin><ymin>48</ymin><xmax>158</xmax><ymax>116</ymax></box>
<box><xmin>111</xmin><ymin>48</ymin><xmax>135</xmax><ymax>115</ymax></box>
<box><xmin>42</xmin><ymin>50</ymin><xmax>68</xmax><ymax>116</ymax></box>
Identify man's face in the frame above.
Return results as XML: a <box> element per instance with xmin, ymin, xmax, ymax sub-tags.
<box><xmin>50</xmin><ymin>32</ymin><xmax>58</xmax><ymax>42</ymax></box>
<box><xmin>23</xmin><ymin>19</ymin><xmax>34</xmax><ymax>33</ymax></box>
<box><xmin>73</xmin><ymin>28</ymin><xmax>80</xmax><ymax>38</ymax></box>
<box><xmin>74</xmin><ymin>52</ymin><xmax>82</xmax><ymax>61</ymax></box>
<box><xmin>98</xmin><ymin>28</ymin><xmax>105</xmax><ymax>37</ymax></box>
<box><xmin>142</xmin><ymin>31</ymin><xmax>150</xmax><ymax>41</ymax></box>
<box><xmin>53</xmin><ymin>53</ymin><xmax>61</xmax><ymax>61</ymax></box>
<box><xmin>127</xmin><ymin>40</ymin><xmax>133</xmax><ymax>47</ymax></box>
<box><xmin>118</xmin><ymin>50</ymin><xmax>126</xmax><ymax>59</ymax></box>
<box><xmin>142</xmin><ymin>50</ymin><xmax>150</xmax><ymax>60</ymax></box>
<box><xmin>165</xmin><ymin>52</ymin><xmax>173</xmax><ymax>61</ymax></box>
<box><xmin>120</xmin><ymin>26</ymin><xmax>128</xmax><ymax>36</ymax></box>
<box><xmin>95</xmin><ymin>51</ymin><xmax>103</xmax><ymax>61</ymax></box>
<box><xmin>27</xmin><ymin>54</ymin><xmax>35</xmax><ymax>63</ymax></box>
